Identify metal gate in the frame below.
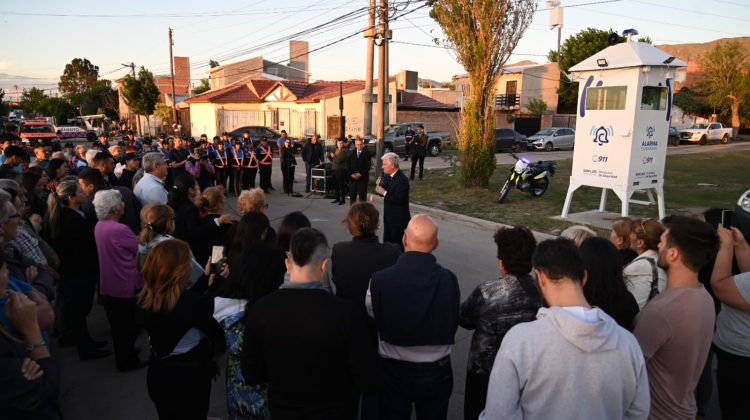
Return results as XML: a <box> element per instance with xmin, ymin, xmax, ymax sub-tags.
<box><xmin>552</xmin><ymin>114</ymin><xmax>577</xmax><ymax>129</ymax></box>
<box><xmin>514</xmin><ymin>117</ymin><xmax>541</xmax><ymax>137</ymax></box>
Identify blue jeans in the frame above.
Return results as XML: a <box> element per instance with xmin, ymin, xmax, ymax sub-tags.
<box><xmin>378</xmin><ymin>356</ymin><xmax>453</xmax><ymax>420</ymax></box>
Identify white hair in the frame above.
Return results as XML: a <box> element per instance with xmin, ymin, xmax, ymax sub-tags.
<box><xmin>382</xmin><ymin>152</ymin><xmax>399</xmax><ymax>169</ymax></box>
<box><xmin>85</xmin><ymin>149</ymin><xmax>99</xmax><ymax>166</ymax></box>
<box><xmin>93</xmin><ymin>189</ymin><xmax>123</xmax><ymax>220</ymax></box>
<box><xmin>560</xmin><ymin>225</ymin><xmax>597</xmax><ymax>247</ymax></box>
<box><xmin>142</xmin><ymin>152</ymin><xmax>165</xmax><ymax>173</ymax></box>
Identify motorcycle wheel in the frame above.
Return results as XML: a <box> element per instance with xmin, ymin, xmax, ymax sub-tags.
<box><xmin>497</xmin><ymin>180</ymin><xmax>512</xmax><ymax>203</ymax></box>
<box><xmin>530</xmin><ymin>178</ymin><xmax>549</xmax><ymax>197</ymax></box>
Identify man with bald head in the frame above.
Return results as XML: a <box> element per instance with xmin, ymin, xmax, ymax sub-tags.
<box><xmin>367</xmin><ymin>214</ymin><xmax>460</xmax><ymax>420</ymax></box>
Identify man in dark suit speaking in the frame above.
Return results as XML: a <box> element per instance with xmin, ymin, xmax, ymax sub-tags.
<box><xmin>347</xmin><ymin>135</ymin><xmax>372</xmax><ymax>204</ymax></box>
<box><xmin>375</xmin><ymin>152</ymin><xmax>411</xmax><ymax>250</ymax></box>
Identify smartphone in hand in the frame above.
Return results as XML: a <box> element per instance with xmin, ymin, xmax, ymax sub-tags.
<box><xmin>211</xmin><ymin>246</ymin><xmax>225</xmax><ymax>274</ymax></box>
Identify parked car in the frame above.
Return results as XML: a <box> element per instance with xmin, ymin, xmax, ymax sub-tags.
<box><xmin>19</xmin><ymin>120</ymin><xmax>59</xmax><ymax>147</ymax></box>
<box><xmin>365</xmin><ymin>122</ymin><xmax>450</xmax><ymax>157</ymax></box>
<box><xmin>679</xmin><ymin>122</ymin><xmax>732</xmax><ymax>145</ymax></box>
<box><xmin>494</xmin><ymin>128</ymin><xmax>527</xmax><ymax>152</ymax></box>
<box><xmin>668</xmin><ymin>127</ymin><xmax>680</xmax><ymax>146</ymax></box>
<box><xmin>227</xmin><ymin>126</ymin><xmax>301</xmax><ymax>152</ymax></box>
<box><xmin>527</xmin><ymin>127</ymin><xmax>576</xmax><ymax>151</ymax></box>
<box><xmin>56</xmin><ymin>126</ymin><xmax>90</xmax><ymax>139</ymax></box>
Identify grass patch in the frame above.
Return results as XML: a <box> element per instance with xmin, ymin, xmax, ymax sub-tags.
<box><xmin>410</xmin><ymin>150</ymin><xmax>750</xmax><ymax>235</ymax></box>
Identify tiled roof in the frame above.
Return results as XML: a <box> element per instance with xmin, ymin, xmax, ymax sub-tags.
<box><xmin>398</xmin><ymin>91</ymin><xmax>457</xmax><ymax>110</ymax></box>
<box><xmin>184</xmin><ymin>83</ymin><xmax>262</xmax><ymax>104</ymax></box>
<box><xmin>295</xmin><ymin>80</ymin><xmax>366</xmax><ymax>103</ymax></box>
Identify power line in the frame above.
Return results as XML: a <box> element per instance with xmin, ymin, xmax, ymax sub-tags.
<box><xmin>629</xmin><ymin>0</ymin><xmax>750</xmax><ymax>23</ymax></box>
<box><xmin>577</xmin><ymin>7</ymin><xmax>746</xmax><ymax>36</ymax></box>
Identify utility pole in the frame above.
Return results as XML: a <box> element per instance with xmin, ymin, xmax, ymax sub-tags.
<box><xmin>122</xmin><ymin>62</ymin><xmax>139</xmax><ymax>135</ymax></box>
<box><xmin>169</xmin><ymin>28</ymin><xmax>178</xmax><ymax>128</ymax></box>
<box><xmin>362</xmin><ymin>0</ymin><xmax>376</xmax><ymax>137</ymax></box>
<box><xmin>375</xmin><ymin>0</ymin><xmax>391</xmax><ymax>177</ymax></box>
<box><xmin>339</xmin><ymin>81</ymin><xmax>345</xmax><ymax>140</ymax></box>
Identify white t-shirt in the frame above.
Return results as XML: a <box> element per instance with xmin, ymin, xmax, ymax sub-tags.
<box><xmin>714</xmin><ymin>271</ymin><xmax>750</xmax><ymax>357</ymax></box>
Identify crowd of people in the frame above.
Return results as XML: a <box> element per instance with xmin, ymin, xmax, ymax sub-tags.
<box><xmin>0</xmin><ymin>122</ymin><xmax>749</xmax><ymax>420</ymax></box>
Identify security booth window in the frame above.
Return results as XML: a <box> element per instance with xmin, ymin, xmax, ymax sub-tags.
<box><xmin>640</xmin><ymin>86</ymin><xmax>668</xmax><ymax>111</ymax></box>
<box><xmin>585</xmin><ymin>86</ymin><xmax>627</xmax><ymax>110</ymax></box>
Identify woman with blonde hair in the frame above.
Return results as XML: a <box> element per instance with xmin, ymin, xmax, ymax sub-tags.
<box><xmin>237</xmin><ymin>188</ymin><xmax>267</xmax><ymax>215</ymax></box>
<box><xmin>138</xmin><ymin>239</ymin><xmax>226</xmax><ymax>420</ymax></box>
<box><xmin>138</xmin><ymin>204</ymin><xmax>204</xmax><ymax>287</ymax></box>
<box><xmin>624</xmin><ymin>218</ymin><xmax>667</xmax><ymax>309</ymax></box>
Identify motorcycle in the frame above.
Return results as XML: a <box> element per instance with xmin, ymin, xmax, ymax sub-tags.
<box><xmin>497</xmin><ymin>153</ymin><xmax>556</xmax><ymax>203</ymax></box>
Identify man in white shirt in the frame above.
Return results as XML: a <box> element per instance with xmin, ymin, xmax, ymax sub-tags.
<box><xmin>134</xmin><ymin>152</ymin><xmax>169</xmax><ymax>206</ymax></box>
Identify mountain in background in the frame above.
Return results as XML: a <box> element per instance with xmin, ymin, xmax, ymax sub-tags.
<box><xmin>655</xmin><ymin>37</ymin><xmax>750</xmax><ymax>90</ymax></box>
<box><xmin>0</xmin><ymin>73</ymin><xmax>58</xmax><ymax>99</ymax></box>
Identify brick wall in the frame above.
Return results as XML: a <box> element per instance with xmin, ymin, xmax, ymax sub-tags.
<box><xmin>396</xmin><ymin>110</ymin><xmax>461</xmax><ymax>142</ymax></box>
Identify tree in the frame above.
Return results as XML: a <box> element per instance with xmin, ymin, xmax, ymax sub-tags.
<box><xmin>699</xmin><ymin>40</ymin><xmax>750</xmax><ymax>130</ymax></box>
<box><xmin>38</xmin><ymin>97</ymin><xmax>75</xmax><ymax>126</ymax></box>
<box><xmin>58</xmin><ymin>58</ymin><xmax>101</xmax><ymax>97</ymax></box>
<box><xmin>153</xmin><ymin>103</ymin><xmax>173</xmax><ymax>124</ymax></box>
<box><xmin>0</xmin><ymin>89</ymin><xmax>10</xmax><ymax>117</ymax></box>
<box><xmin>209</xmin><ymin>60</ymin><xmax>220</xmax><ymax>69</ymax></box>
<box><xmin>121</xmin><ymin>67</ymin><xmax>161</xmax><ymax>135</ymax></box>
<box><xmin>20</xmin><ymin>87</ymin><xmax>48</xmax><ymax>114</ymax></box>
<box><xmin>192</xmin><ymin>79</ymin><xmax>211</xmax><ymax>95</ymax></box>
<box><xmin>526</xmin><ymin>97</ymin><xmax>548</xmax><ymax>116</ymax></box>
<box><xmin>432</xmin><ymin>0</ymin><xmax>537</xmax><ymax>187</ymax></box>
<box><xmin>673</xmin><ymin>87</ymin><xmax>710</xmax><ymax>117</ymax></box>
<box><xmin>548</xmin><ymin>28</ymin><xmax>620</xmax><ymax>113</ymax></box>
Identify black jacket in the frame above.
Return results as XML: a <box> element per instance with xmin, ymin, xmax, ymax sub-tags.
<box><xmin>0</xmin><ymin>332</ymin><xmax>60</xmax><ymax>419</ymax></box>
<box><xmin>370</xmin><ymin>252</ymin><xmax>460</xmax><ymax>346</ymax></box>
<box><xmin>347</xmin><ymin>148</ymin><xmax>372</xmax><ymax>181</ymax></box>
<box><xmin>48</xmin><ymin>207</ymin><xmax>98</xmax><ymax>276</ymax></box>
<box><xmin>381</xmin><ymin>170</ymin><xmax>410</xmax><ymax>230</ymax></box>
<box><xmin>242</xmin><ymin>288</ymin><xmax>379</xmax><ymax>420</ymax></box>
<box><xmin>331</xmin><ymin>236</ymin><xmax>400</xmax><ymax>314</ymax></box>
<box><xmin>301</xmin><ymin>141</ymin><xmax>324</xmax><ymax>166</ymax></box>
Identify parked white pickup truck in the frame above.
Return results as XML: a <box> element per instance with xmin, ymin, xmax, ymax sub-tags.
<box><xmin>679</xmin><ymin>122</ymin><xmax>732</xmax><ymax>145</ymax></box>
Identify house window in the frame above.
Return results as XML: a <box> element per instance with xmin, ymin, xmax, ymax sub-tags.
<box><xmin>640</xmin><ymin>86</ymin><xmax>668</xmax><ymax>111</ymax></box>
<box><xmin>505</xmin><ymin>80</ymin><xmax>517</xmax><ymax>102</ymax></box>
<box><xmin>585</xmin><ymin>86</ymin><xmax>627</xmax><ymax>110</ymax></box>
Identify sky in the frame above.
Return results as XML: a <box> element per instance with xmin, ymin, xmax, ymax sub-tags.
<box><xmin>0</xmin><ymin>0</ymin><xmax>748</xmax><ymax>99</ymax></box>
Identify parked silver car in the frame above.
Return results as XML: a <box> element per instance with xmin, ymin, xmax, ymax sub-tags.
<box><xmin>527</xmin><ymin>127</ymin><xmax>576</xmax><ymax>151</ymax></box>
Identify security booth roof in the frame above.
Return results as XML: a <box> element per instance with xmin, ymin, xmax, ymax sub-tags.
<box><xmin>569</xmin><ymin>41</ymin><xmax>688</xmax><ymax>73</ymax></box>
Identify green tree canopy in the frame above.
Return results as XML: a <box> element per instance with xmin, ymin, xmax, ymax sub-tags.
<box><xmin>58</xmin><ymin>58</ymin><xmax>101</xmax><ymax>97</ymax></box>
<box><xmin>699</xmin><ymin>40</ymin><xmax>750</xmax><ymax>129</ymax></box>
<box><xmin>192</xmin><ymin>79</ymin><xmax>210</xmax><ymax>95</ymax></box>
<box><xmin>121</xmin><ymin>67</ymin><xmax>161</xmax><ymax>117</ymax></box>
<box><xmin>0</xmin><ymin>89</ymin><xmax>10</xmax><ymax>117</ymax></box>
<box><xmin>20</xmin><ymin>87</ymin><xmax>48</xmax><ymax>114</ymax></box>
<box><xmin>432</xmin><ymin>0</ymin><xmax>537</xmax><ymax>187</ymax></box>
<box><xmin>526</xmin><ymin>97</ymin><xmax>548</xmax><ymax>116</ymax></box>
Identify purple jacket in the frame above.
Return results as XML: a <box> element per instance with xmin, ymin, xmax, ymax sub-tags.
<box><xmin>94</xmin><ymin>219</ymin><xmax>142</xmax><ymax>298</ymax></box>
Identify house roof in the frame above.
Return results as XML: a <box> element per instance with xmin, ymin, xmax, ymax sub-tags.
<box><xmin>184</xmin><ymin>83</ymin><xmax>262</xmax><ymax>104</ymax></box>
<box><xmin>185</xmin><ymin>77</ymin><xmax>454</xmax><ymax>110</ymax></box>
<box><xmin>570</xmin><ymin>41</ymin><xmax>688</xmax><ymax>72</ymax></box>
<box><xmin>398</xmin><ymin>91</ymin><xmax>457</xmax><ymax>110</ymax></box>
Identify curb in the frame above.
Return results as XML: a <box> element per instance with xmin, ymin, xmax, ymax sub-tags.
<box><xmin>369</xmin><ymin>194</ymin><xmax>556</xmax><ymax>242</ymax></box>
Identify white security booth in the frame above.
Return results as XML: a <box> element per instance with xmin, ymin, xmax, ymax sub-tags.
<box><xmin>560</xmin><ymin>32</ymin><xmax>686</xmax><ymax>220</ymax></box>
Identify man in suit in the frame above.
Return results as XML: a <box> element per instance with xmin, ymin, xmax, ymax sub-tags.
<box><xmin>375</xmin><ymin>152</ymin><xmax>410</xmax><ymax>250</ymax></box>
<box><xmin>347</xmin><ymin>135</ymin><xmax>372</xmax><ymax>204</ymax></box>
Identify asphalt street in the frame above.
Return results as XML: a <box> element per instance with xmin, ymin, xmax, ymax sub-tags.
<box><xmin>55</xmin><ymin>143</ymin><xmax>735</xmax><ymax>419</ymax></box>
